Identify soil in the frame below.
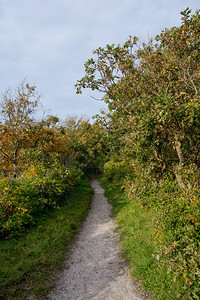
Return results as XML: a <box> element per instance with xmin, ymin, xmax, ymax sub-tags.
<box><xmin>47</xmin><ymin>179</ymin><xmax>152</xmax><ymax>300</ymax></box>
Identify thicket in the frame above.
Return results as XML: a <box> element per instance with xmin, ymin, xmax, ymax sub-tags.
<box><xmin>76</xmin><ymin>8</ymin><xmax>200</xmax><ymax>299</ymax></box>
<box><xmin>0</xmin><ymin>81</ymin><xmax>107</xmax><ymax>238</ymax></box>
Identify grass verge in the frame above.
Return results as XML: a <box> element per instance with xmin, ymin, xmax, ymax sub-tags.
<box><xmin>99</xmin><ymin>177</ymin><xmax>183</xmax><ymax>299</ymax></box>
<box><xmin>0</xmin><ymin>177</ymin><xmax>93</xmax><ymax>300</ymax></box>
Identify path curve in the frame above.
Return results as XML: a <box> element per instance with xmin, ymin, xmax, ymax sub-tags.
<box><xmin>47</xmin><ymin>179</ymin><xmax>151</xmax><ymax>300</ymax></box>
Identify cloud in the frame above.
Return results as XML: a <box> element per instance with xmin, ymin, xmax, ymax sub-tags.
<box><xmin>0</xmin><ymin>0</ymin><xmax>199</xmax><ymax>119</ymax></box>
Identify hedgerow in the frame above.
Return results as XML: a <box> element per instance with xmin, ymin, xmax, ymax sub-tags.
<box><xmin>0</xmin><ymin>164</ymin><xmax>82</xmax><ymax>238</ymax></box>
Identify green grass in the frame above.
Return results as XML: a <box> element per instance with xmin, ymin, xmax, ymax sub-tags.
<box><xmin>100</xmin><ymin>177</ymin><xmax>183</xmax><ymax>299</ymax></box>
<box><xmin>0</xmin><ymin>177</ymin><xmax>93</xmax><ymax>300</ymax></box>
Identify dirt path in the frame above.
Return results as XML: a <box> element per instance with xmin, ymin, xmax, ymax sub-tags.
<box><xmin>47</xmin><ymin>179</ymin><xmax>151</xmax><ymax>300</ymax></box>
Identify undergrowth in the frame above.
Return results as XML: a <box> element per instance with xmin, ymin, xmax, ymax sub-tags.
<box><xmin>0</xmin><ymin>177</ymin><xmax>93</xmax><ymax>300</ymax></box>
<box><xmin>100</xmin><ymin>176</ymin><xmax>184</xmax><ymax>299</ymax></box>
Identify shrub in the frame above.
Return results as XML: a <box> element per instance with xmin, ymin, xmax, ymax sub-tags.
<box><xmin>122</xmin><ymin>172</ymin><xmax>200</xmax><ymax>299</ymax></box>
<box><xmin>103</xmin><ymin>160</ymin><xmax>129</xmax><ymax>183</ymax></box>
<box><xmin>0</xmin><ymin>164</ymin><xmax>82</xmax><ymax>238</ymax></box>
<box><xmin>158</xmin><ymin>190</ymin><xmax>200</xmax><ymax>299</ymax></box>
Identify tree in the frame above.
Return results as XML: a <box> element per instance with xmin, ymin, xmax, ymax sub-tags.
<box><xmin>76</xmin><ymin>9</ymin><xmax>200</xmax><ymax>189</ymax></box>
<box><xmin>61</xmin><ymin>116</ymin><xmax>108</xmax><ymax>173</ymax></box>
<box><xmin>0</xmin><ymin>81</ymin><xmax>40</xmax><ymax>177</ymax></box>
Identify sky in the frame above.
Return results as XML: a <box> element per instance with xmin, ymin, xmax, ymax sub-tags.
<box><xmin>0</xmin><ymin>0</ymin><xmax>199</xmax><ymax>120</ymax></box>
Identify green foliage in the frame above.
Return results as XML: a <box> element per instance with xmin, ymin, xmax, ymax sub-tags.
<box><xmin>76</xmin><ymin>8</ymin><xmax>200</xmax><ymax>298</ymax></box>
<box><xmin>76</xmin><ymin>9</ymin><xmax>200</xmax><ymax>190</ymax></box>
<box><xmin>118</xmin><ymin>172</ymin><xmax>200</xmax><ymax>298</ymax></box>
<box><xmin>158</xmin><ymin>190</ymin><xmax>200</xmax><ymax>299</ymax></box>
<box><xmin>103</xmin><ymin>160</ymin><xmax>129</xmax><ymax>183</ymax></box>
<box><xmin>0</xmin><ymin>177</ymin><xmax>93</xmax><ymax>300</ymax></box>
<box><xmin>0</xmin><ymin>164</ymin><xmax>82</xmax><ymax>237</ymax></box>
<box><xmin>62</xmin><ymin>116</ymin><xmax>109</xmax><ymax>173</ymax></box>
<box><xmin>100</xmin><ymin>177</ymin><xmax>182</xmax><ymax>299</ymax></box>
<box><xmin>0</xmin><ymin>83</ymin><xmax>106</xmax><ymax>239</ymax></box>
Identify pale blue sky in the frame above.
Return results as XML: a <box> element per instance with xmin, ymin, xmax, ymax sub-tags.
<box><xmin>0</xmin><ymin>0</ymin><xmax>199</xmax><ymax>120</ymax></box>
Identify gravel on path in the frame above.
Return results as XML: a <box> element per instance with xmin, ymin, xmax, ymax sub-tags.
<box><xmin>47</xmin><ymin>179</ymin><xmax>151</xmax><ymax>300</ymax></box>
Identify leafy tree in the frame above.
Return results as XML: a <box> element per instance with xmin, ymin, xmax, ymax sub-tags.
<box><xmin>76</xmin><ymin>8</ymin><xmax>200</xmax><ymax>190</ymax></box>
<box><xmin>0</xmin><ymin>81</ymin><xmax>41</xmax><ymax>177</ymax></box>
<box><xmin>61</xmin><ymin>116</ymin><xmax>108</xmax><ymax>173</ymax></box>
<box><xmin>76</xmin><ymin>9</ymin><xmax>200</xmax><ymax>297</ymax></box>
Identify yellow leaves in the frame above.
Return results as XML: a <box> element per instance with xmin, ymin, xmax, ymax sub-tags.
<box><xmin>23</xmin><ymin>167</ymin><xmax>38</xmax><ymax>179</ymax></box>
<box><xmin>17</xmin><ymin>207</ymin><xmax>28</xmax><ymax>213</ymax></box>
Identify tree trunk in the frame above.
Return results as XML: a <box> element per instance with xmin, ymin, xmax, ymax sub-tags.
<box><xmin>174</xmin><ymin>133</ymin><xmax>186</xmax><ymax>189</ymax></box>
<box><xmin>175</xmin><ymin>172</ymin><xmax>186</xmax><ymax>190</ymax></box>
<box><xmin>174</xmin><ymin>135</ymin><xmax>184</xmax><ymax>166</ymax></box>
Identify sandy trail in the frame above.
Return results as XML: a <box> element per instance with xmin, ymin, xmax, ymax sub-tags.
<box><xmin>47</xmin><ymin>179</ymin><xmax>150</xmax><ymax>300</ymax></box>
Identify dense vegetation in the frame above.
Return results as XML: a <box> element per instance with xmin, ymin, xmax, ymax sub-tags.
<box><xmin>99</xmin><ymin>177</ymin><xmax>181</xmax><ymax>299</ymax></box>
<box><xmin>0</xmin><ymin>7</ymin><xmax>199</xmax><ymax>300</ymax></box>
<box><xmin>0</xmin><ymin>82</ymin><xmax>106</xmax><ymax>298</ymax></box>
<box><xmin>0</xmin><ymin>82</ymin><xmax>107</xmax><ymax>238</ymax></box>
<box><xmin>0</xmin><ymin>178</ymin><xmax>93</xmax><ymax>299</ymax></box>
<box><xmin>0</xmin><ymin>81</ymin><xmax>108</xmax><ymax>298</ymax></box>
<box><xmin>76</xmin><ymin>8</ymin><xmax>200</xmax><ymax>299</ymax></box>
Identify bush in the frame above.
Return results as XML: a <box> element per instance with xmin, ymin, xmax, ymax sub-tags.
<box><xmin>157</xmin><ymin>189</ymin><xmax>200</xmax><ymax>299</ymax></box>
<box><xmin>122</xmin><ymin>172</ymin><xmax>200</xmax><ymax>299</ymax></box>
<box><xmin>0</xmin><ymin>164</ymin><xmax>82</xmax><ymax>238</ymax></box>
<box><xmin>103</xmin><ymin>160</ymin><xmax>129</xmax><ymax>183</ymax></box>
